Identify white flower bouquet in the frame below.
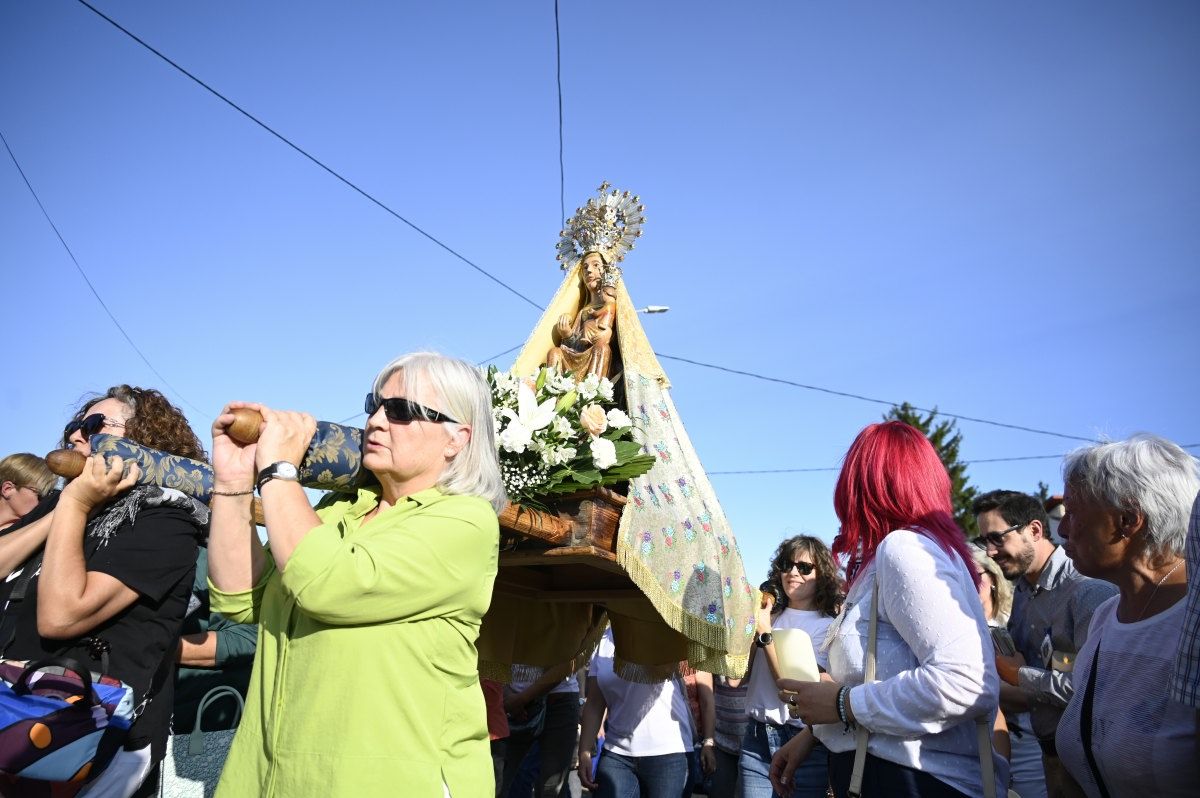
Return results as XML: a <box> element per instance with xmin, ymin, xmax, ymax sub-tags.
<box><xmin>486</xmin><ymin>366</ymin><xmax>657</xmax><ymax>508</ymax></box>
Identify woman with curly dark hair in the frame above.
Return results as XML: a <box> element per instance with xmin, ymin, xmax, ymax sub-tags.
<box><xmin>737</xmin><ymin>535</ymin><xmax>841</xmax><ymax>798</ymax></box>
<box><xmin>0</xmin><ymin>386</ymin><xmax>207</xmax><ymax>798</ymax></box>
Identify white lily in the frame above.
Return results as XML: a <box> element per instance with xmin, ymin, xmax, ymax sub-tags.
<box><xmin>498</xmin><ymin>382</ymin><xmax>557</xmax><ymax>453</ymax></box>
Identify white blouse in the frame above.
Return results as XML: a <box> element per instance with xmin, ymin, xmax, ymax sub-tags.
<box><xmin>813</xmin><ymin>529</ymin><xmax>1005</xmax><ymax>797</ymax></box>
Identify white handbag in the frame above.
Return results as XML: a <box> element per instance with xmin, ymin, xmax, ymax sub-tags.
<box><xmin>158</xmin><ymin>685</ymin><xmax>244</xmax><ymax>798</ymax></box>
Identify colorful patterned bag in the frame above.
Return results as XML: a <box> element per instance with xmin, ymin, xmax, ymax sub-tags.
<box><xmin>0</xmin><ymin>658</ymin><xmax>136</xmax><ymax>784</ymax></box>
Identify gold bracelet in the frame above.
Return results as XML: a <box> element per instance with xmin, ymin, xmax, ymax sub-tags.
<box><xmin>211</xmin><ymin>488</ymin><xmax>254</xmax><ymax>497</ymax></box>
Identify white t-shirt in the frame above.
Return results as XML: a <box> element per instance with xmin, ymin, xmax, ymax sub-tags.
<box><xmin>745</xmin><ymin>608</ymin><xmax>835</xmax><ymax>726</ymax></box>
<box><xmin>589</xmin><ymin>630</ymin><xmax>694</xmax><ymax>757</ymax></box>
<box><xmin>1056</xmin><ymin>595</ymin><xmax>1198</xmax><ymax>797</ymax></box>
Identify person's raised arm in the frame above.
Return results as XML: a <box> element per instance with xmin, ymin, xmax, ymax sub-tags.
<box><xmin>0</xmin><ymin>512</ymin><xmax>53</xmax><ymax>577</ymax></box>
<box><xmin>208</xmin><ymin>402</ymin><xmax>270</xmax><ymax>594</ymax></box>
<box><xmin>37</xmin><ymin>456</ymin><xmax>140</xmax><ymax>638</ymax></box>
<box><xmin>251</xmin><ymin>408</ymin><xmax>322</xmax><ymax>572</ymax></box>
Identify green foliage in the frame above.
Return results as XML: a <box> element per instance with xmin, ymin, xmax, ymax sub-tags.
<box><xmin>884</xmin><ymin>402</ymin><xmax>979</xmax><ymax>537</ymax></box>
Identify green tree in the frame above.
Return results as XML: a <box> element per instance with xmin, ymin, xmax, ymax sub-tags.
<box><xmin>1034</xmin><ymin>481</ymin><xmax>1051</xmax><ymax>505</ymax></box>
<box><xmin>884</xmin><ymin>403</ymin><xmax>978</xmax><ymax>537</ymax></box>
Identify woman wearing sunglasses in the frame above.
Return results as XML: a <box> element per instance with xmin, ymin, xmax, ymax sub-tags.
<box><xmin>0</xmin><ymin>385</ymin><xmax>208</xmax><ymax>797</ymax></box>
<box><xmin>206</xmin><ymin>352</ymin><xmax>506</xmax><ymax>798</ymax></box>
<box><xmin>737</xmin><ymin>535</ymin><xmax>840</xmax><ymax>798</ymax></box>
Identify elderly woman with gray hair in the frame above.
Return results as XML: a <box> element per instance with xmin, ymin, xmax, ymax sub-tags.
<box><xmin>207</xmin><ymin>352</ymin><xmax>507</xmax><ymax>798</ymax></box>
<box><xmin>1054</xmin><ymin>433</ymin><xmax>1200</xmax><ymax>797</ymax></box>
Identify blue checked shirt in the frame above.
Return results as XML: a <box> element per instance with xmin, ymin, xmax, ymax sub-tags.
<box><xmin>1170</xmin><ymin>490</ymin><xmax>1200</xmax><ymax>707</ymax></box>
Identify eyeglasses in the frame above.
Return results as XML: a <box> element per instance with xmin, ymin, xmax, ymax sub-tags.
<box><xmin>971</xmin><ymin>523</ymin><xmax>1026</xmax><ymax>550</ymax></box>
<box><xmin>364</xmin><ymin>393</ymin><xmax>458</xmax><ymax>426</ymax></box>
<box><xmin>777</xmin><ymin>560</ymin><xmax>816</xmax><ymax>576</ymax></box>
<box><xmin>65</xmin><ymin>413</ymin><xmax>127</xmax><ymax>442</ymax></box>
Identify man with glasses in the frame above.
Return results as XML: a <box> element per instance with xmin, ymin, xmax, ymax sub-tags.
<box><xmin>972</xmin><ymin>490</ymin><xmax>1115</xmax><ymax>798</ymax></box>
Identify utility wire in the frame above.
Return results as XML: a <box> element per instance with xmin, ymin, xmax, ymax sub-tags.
<box><xmin>1</xmin><ymin>129</ymin><xmax>209</xmax><ymax>421</ymax></box>
<box><xmin>709</xmin><ymin>443</ymin><xmax>1200</xmax><ymax>475</ymax></box>
<box><xmin>553</xmin><ymin>0</ymin><xmax>565</xmax><ymax>225</ymax></box>
<box><xmin>74</xmin><ymin>0</ymin><xmax>545</xmax><ymax>312</ymax></box>
<box><xmin>656</xmin><ymin>352</ymin><xmax>1097</xmax><ymax>444</ymax></box>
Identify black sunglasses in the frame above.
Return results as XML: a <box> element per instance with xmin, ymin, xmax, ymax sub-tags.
<box><xmin>971</xmin><ymin>523</ymin><xmax>1026</xmax><ymax>551</ymax></box>
<box><xmin>364</xmin><ymin>393</ymin><xmax>458</xmax><ymax>426</ymax></box>
<box><xmin>65</xmin><ymin>413</ymin><xmax>125</xmax><ymax>442</ymax></box>
<box><xmin>777</xmin><ymin>560</ymin><xmax>816</xmax><ymax>576</ymax></box>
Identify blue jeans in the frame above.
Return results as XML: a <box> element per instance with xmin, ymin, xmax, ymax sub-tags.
<box><xmin>736</xmin><ymin>720</ymin><xmax>828</xmax><ymax>798</ymax></box>
<box><xmin>596</xmin><ymin>749</ymin><xmax>690</xmax><ymax>798</ymax></box>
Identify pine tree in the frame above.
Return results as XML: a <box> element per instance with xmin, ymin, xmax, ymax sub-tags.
<box><xmin>884</xmin><ymin>402</ymin><xmax>979</xmax><ymax>537</ymax></box>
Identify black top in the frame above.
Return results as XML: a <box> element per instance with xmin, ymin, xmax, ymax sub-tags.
<box><xmin>2</xmin><ymin>503</ymin><xmax>201</xmax><ymax>754</ymax></box>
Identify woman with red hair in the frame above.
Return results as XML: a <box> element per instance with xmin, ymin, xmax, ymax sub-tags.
<box><xmin>770</xmin><ymin>422</ymin><xmax>1004</xmax><ymax>798</ymax></box>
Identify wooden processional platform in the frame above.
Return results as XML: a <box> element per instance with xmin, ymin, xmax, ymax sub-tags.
<box><xmin>494</xmin><ymin>488</ymin><xmax>640</xmax><ymax>603</ymax></box>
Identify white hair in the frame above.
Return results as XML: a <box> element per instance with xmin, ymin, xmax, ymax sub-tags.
<box><xmin>371</xmin><ymin>352</ymin><xmax>508</xmax><ymax>513</ymax></box>
<box><xmin>1062</xmin><ymin>433</ymin><xmax>1200</xmax><ymax>560</ymax></box>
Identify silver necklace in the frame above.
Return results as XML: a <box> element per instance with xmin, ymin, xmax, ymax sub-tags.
<box><xmin>1135</xmin><ymin>560</ymin><xmax>1184</xmax><ymax>622</ymax></box>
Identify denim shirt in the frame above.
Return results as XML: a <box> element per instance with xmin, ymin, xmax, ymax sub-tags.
<box><xmin>1009</xmin><ymin>546</ymin><xmax>1117</xmax><ymax>740</ymax></box>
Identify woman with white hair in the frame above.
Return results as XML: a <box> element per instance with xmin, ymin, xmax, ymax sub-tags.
<box><xmin>206</xmin><ymin>352</ymin><xmax>507</xmax><ymax>797</ymax></box>
<box><xmin>1055</xmin><ymin>433</ymin><xmax>1200</xmax><ymax>797</ymax></box>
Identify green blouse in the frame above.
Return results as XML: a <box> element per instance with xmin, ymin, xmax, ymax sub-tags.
<box><xmin>209</xmin><ymin>486</ymin><xmax>499</xmax><ymax>797</ymax></box>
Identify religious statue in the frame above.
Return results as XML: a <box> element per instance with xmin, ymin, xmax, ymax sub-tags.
<box><xmin>546</xmin><ymin>182</ymin><xmax>645</xmax><ymax>381</ymax></box>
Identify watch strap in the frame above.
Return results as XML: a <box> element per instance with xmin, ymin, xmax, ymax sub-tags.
<box><xmin>256</xmin><ymin>462</ymin><xmax>299</xmax><ymax>493</ymax></box>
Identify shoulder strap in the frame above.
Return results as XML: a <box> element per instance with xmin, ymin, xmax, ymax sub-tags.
<box><xmin>848</xmin><ymin>581</ymin><xmax>878</xmax><ymax>798</ymax></box>
<box><xmin>0</xmin><ymin>550</ymin><xmax>44</xmax><ymax>657</ymax></box>
<box><xmin>1080</xmin><ymin>640</ymin><xmax>1112</xmax><ymax>798</ymax></box>
<box><xmin>848</xmin><ymin>572</ymin><xmax>999</xmax><ymax>798</ymax></box>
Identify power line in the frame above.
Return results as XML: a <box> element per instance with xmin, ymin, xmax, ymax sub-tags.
<box><xmin>74</xmin><ymin>0</ymin><xmax>545</xmax><ymax>313</ymax></box>
<box><xmin>1</xmin><ymin>128</ymin><xmax>209</xmax><ymax>421</ymax></box>
<box><xmin>477</xmin><ymin>343</ymin><xmax>525</xmax><ymax>366</ymax></box>
<box><xmin>553</xmin><ymin>0</ymin><xmax>565</xmax><ymax>226</ymax></box>
<box><xmin>655</xmin><ymin>352</ymin><xmax>1097</xmax><ymax>444</ymax></box>
<box><xmin>709</xmin><ymin>444</ymin><xmax>1200</xmax><ymax>475</ymax></box>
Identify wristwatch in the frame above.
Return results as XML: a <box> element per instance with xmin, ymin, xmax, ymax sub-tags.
<box><xmin>755</xmin><ymin>631</ymin><xmax>773</xmax><ymax>648</ymax></box>
<box><xmin>256</xmin><ymin>461</ymin><xmax>300</xmax><ymax>493</ymax></box>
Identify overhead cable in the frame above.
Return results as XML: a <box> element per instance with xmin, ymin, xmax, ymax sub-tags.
<box><xmin>656</xmin><ymin>353</ymin><xmax>1097</xmax><ymax>444</ymax></box>
<box><xmin>74</xmin><ymin>0</ymin><xmax>545</xmax><ymax>312</ymax></box>
<box><xmin>1</xmin><ymin>129</ymin><xmax>208</xmax><ymax>420</ymax></box>
<box><xmin>554</xmin><ymin>0</ymin><xmax>566</xmax><ymax>225</ymax></box>
<box><xmin>709</xmin><ymin>443</ymin><xmax>1200</xmax><ymax>475</ymax></box>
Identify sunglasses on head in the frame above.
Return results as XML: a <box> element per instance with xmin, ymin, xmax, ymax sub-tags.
<box><xmin>364</xmin><ymin>393</ymin><xmax>458</xmax><ymax>426</ymax></box>
<box><xmin>777</xmin><ymin>560</ymin><xmax>816</xmax><ymax>576</ymax></box>
<box><xmin>65</xmin><ymin>413</ymin><xmax>126</xmax><ymax>442</ymax></box>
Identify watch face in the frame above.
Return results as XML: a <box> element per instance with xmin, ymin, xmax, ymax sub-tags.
<box><xmin>277</xmin><ymin>462</ymin><xmax>299</xmax><ymax>480</ymax></box>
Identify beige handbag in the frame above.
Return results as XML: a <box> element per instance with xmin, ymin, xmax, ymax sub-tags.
<box><xmin>848</xmin><ymin>582</ymin><xmax>1002</xmax><ymax>798</ymax></box>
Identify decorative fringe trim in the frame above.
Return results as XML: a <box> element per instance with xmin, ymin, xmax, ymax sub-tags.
<box><xmin>477</xmin><ymin>612</ymin><xmax>608</xmax><ymax>685</ymax></box>
<box><xmin>613</xmin><ymin>657</ymin><xmax>682</xmax><ymax>684</ymax></box>
<box><xmin>615</xmin><ymin>540</ymin><xmax>748</xmax><ymax>677</ymax></box>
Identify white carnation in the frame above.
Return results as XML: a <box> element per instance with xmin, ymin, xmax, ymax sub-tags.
<box><xmin>606</xmin><ymin>408</ymin><xmax>632</xmax><ymax>429</ymax></box>
<box><xmin>590</xmin><ymin>436</ymin><xmax>617</xmax><ymax>470</ymax></box>
<box><xmin>498</xmin><ymin>420</ymin><xmax>533</xmax><ymax>454</ymax></box>
<box><xmin>597</xmin><ymin>378</ymin><xmax>615</xmax><ymax>402</ymax></box>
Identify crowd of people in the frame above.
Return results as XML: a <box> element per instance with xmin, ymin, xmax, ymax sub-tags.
<box><xmin>0</xmin><ymin>360</ymin><xmax>1197</xmax><ymax>798</ymax></box>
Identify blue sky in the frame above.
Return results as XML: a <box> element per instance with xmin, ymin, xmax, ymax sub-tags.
<box><xmin>2</xmin><ymin>1</ymin><xmax>1197</xmax><ymax>583</ymax></box>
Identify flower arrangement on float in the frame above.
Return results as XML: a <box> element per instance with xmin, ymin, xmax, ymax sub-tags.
<box><xmin>485</xmin><ymin>365</ymin><xmax>657</xmax><ymax>508</ymax></box>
